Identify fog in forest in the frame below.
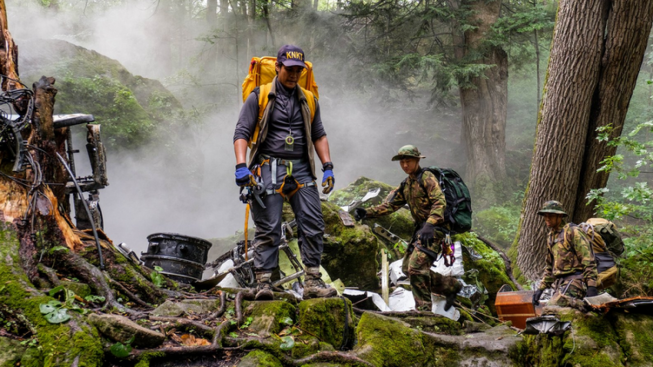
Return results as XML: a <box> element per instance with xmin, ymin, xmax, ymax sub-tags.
<box><xmin>7</xmin><ymin>0</ymin><xmax>473</xmax><ymax>253</ymax></box>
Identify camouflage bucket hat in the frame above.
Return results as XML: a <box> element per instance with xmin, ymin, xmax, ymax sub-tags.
<box><xmin>391</xmin><ymin>145</ymin><xmax>426</xmax><ymax>161</ymax></box>
<box><xmin>537</xmin><ymin>200</ymin><xmax>568</xmax><ymax>216</ymax></box>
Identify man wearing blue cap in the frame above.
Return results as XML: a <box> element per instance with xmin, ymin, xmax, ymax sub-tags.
<box><xmin>233</xmin><ymin>45</ymin><xmax>336</xmax><ymax>300</ymax></box>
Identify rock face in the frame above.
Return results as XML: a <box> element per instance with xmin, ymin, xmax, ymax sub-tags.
<box><xmin>298</xmin><ymin>298</ymin><xmax>356</xmax><ymax>350</ymax></box>
<box><xmin>87</xmin><ymin>313</ymin><xmax>165</xmax><ymax>348</ymax></box>
<box><xmin>244</xmin><ymin>300</ymin><xmax>296</xmax><ymax>337</ymax></box>
<box><xmin>152</xmin><ymin>298</ymin><xmax>222</xmax><ymax>317</ymax></box>
<box><xmin>19</xmin><ymin>39</ymin><xmax>181</xmax><ymax>149</ymax></box>
<box><xmin>0</xmin><ymin>337</ymin><xmax>26</xmax><ymax>366</ymax></box>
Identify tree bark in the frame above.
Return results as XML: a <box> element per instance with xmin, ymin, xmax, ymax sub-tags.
<box><xmin>514</xmin><ymin>0</ymin><xmax>609</xmax><ymax>281</ymax></box>
<box><xmin>573</xmin><ymin>0</ymin><xmax>653</xmax><ymax>222</ymax></box>
<box><xmin>458</xmin><ymin>0</ymin><xmax>508</xmax><ymax>205</ymax></box>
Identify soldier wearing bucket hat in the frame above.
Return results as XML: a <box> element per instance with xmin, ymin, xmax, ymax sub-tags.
<box><xmin>354</xmin><ymin>145</ymin><xmax>461</xmax><ymax>311</ymax></box>
<box><xmin>532</xmin><ymin>200</ymin><xmax>598</xmax><ymax>308</ymax></box>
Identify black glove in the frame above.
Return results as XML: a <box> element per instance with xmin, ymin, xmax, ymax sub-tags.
<box><xmin>354</xmin><ymin>208</ymin><xmax>367</xmax><ymax>221</ymax></box>
<box><xmin>586</xmin><ymin>286</ymin><xmax>598</xmax><ymax>297</ymax></box>
<box><xmin>417</xmin><ymin>223</ymin><xmax>436</xmax><ymax>246</ymax></box>
<box><xmin>532</xmin><ymin>289</ymin><xmax>544</xmax><ymax>307</ymax></box>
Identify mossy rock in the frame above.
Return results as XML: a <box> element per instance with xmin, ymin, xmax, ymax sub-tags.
<box><xmin>152</xmin><ymin>298</ymin><xmax>222</xmax><ymax>317</ymax></box>
<box><xmin>319</xmin><ymin>201</ymin><xmax>380</xmax><ymax>290</ymax></box>
<box><xmin>59</xmin><ymin>280</ymin><xmax>92</xmax><ymax>299</ymax></box>
<box><xmin>400</xmin><ymin>315</ymin><xmax>462</xmax><ymax>335</ymax></box>
<box><xmin>0</xmin><ymin>337</ymin><xmax>26</xmax><ymax>366</ymax></box>
<box><xmin>237</xmin><ymin>350</ymin><xmax>283</xmax><ymax>367</ymax></box>
<box><xmin>19</xmin><ymin>39</ymin><xmax>182</xmax><ymax>150</ymax></box>
<box><xmin>455</xmin><ymin>232</ymin><xmax>515</xmax><ymax>314</ymax></box>
<box><xmin>328</xmin><ymin>176</ymin><xmax>396</xmax><ymax>208</ymax></box>
<box><xmin>611</xmin><ymin>312</ymin><xmax>653</xmax><ymax>366</ymax></box>
<box><xmin>298</xmin><ymin>298</ymin><xmax>355</xmax><ymax>350</ymax></box>
<box><xmin>243</xmin><ymin>300</ymin><xmax>296</xmax><ymax>337</ymax></box>
<box><xmin>354</xmin><ymin>312</ymin><xmax>435</xmax><ymax>367</ymax></box>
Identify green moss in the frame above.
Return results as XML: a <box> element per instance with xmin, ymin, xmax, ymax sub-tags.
<box><xmin>134</xmin><ymin>351</ymin><xmax>165</xmax><ymax>367</ymax></box>
<box><xmin>611</xmin><ymin>313</ymin><xmax>653</xmax><ymax>365</ymax></box>
<box><xmin>298</xmin><ymin>298</ymin><xmax>355</xmax><ymax>350</ymax></box>
<box><xmin>238</xmin><ymin>350</ymin><xmax>283</xmax><ymax>367</ymax></box>
<box><xmin>0</xmin><ymin>225</ymin><xmax>103</xmax><ymax>367</ymax></box>
<box><xmin>354</xmin><ymin>312</ymin><xmax>436</xmax><ymax>367</ymax></box>
<box><xmin>244</xmin><ymin>300</ymin><xmax>296</xmax><ymax>336</ymax></box>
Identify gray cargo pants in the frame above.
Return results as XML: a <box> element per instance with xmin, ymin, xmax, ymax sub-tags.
<box><xmin>250</xmin><ymin>158</ymin><xmax>325</xmax><ymax>271</ymax></box>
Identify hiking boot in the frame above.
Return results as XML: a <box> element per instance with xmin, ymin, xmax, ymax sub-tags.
<box><xmin>255</xmin><ymin>272</ymin><xmax>274</xmax><ymax>300</ymax></box>
<box><xmin>303</xmin><ymin>267</ymin><xmax>337</xmax><ymax>299</ymax></box>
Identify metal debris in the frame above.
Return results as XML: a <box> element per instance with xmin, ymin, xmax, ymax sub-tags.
<box><xmin>522</xmin><ymin>315</ymin><xmax>571</xmax><ymax>336</ymax></box>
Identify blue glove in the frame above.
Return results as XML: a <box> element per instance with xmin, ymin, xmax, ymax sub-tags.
<box><xmin>235</xmin><ymin>164</ymin><xmax>255</xmax><ymax>187</ymax></box>
<box><xmin>322</xmin><ymin>169</ymin><xmax>334</xmax><ymax>194</ymax></box>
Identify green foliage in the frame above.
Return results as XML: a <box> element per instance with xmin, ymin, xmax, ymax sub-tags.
<box><xmin>474</xmin><ymin>203</ymin><xmax>521</xmax><ymax>249</ymax></box>
<box><xmin>110</xmin><ymin>336</ymin><xmax>135</xmax><ymax>358</ymax></box>
<box><xmin>278</xmin><ymin>335</ymin><xmax>295</xmax><ymax>350</ymax></box>
<box><xmin>39</xmin><ymin>300</ymin><xmax>71</xmax><ymax>324</ymax></box>
<box><xmin>150</xmin><ymin>266</ymin><xmax>165</xmax><ymax>288</ymax></box>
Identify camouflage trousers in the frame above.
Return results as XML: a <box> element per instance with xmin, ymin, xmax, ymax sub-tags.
<box><xmin>549</xmin><ymin>278</ymin><xmax>587</xmax><ymax>309</ymax></box>
<box><xmin>403</xmin><ymin>247</ymin><xmax>461</xmax><ymax>311</ymax></box>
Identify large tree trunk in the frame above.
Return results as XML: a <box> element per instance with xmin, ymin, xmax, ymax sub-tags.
<box><xmin>512</xmin><ymin>0</ymin><xmax>653</xmax><ymax>281</ymax></box>
<box><xmin>207</xmin><ymin>0</ymin><xmax>218</xmax><ymax>24</ymax></box>
<box><xmin>573</xmin><ymin>0</ymin><xmax>653</xmax><ymax>223</ymax></box>
<box><xmin>458</xmin><ymin>0</ymin><xmax>508</xmax><ymax>206</ymax></box>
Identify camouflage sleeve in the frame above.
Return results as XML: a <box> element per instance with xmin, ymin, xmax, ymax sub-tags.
<box><xmin>422</xmin><ymin>172</ymin><xmax>446</xmax><ymax>226</ymax></box>
<box><xmin>366</xmin><ymin>186</ymin><xmax>407</xmax><ymax>218</ymax></box>
<box><xmin>540</xmin><ymin>245</ymin><xmax>555</xmax><ymax>290</ymax></box>
<box><xmin>571</xmin><ymin>227</ymin><xmax>598</xmax><ymax>288</ymax></box>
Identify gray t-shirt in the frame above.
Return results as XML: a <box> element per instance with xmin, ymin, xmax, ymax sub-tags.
<box><xmin>233</xmin><ymin>80</ymin><xmax>326</xmax><ymax>159</ymax></box>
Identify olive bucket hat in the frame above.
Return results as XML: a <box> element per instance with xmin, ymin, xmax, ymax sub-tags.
<box><xmin>391</xmin><ymin>145</ymin><xmax>426</xmax><ymax>161</ymax></box>
<box><xmin>537</xmin><ymin>200</ymin><xmax>568</xmax><ymax>216</ymax></box>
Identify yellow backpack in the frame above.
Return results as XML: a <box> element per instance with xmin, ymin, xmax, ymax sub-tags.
<box><xmin>241</xmin><ymin>56</ymin><xmax>319</xmax><ymax>102</ymax></box>
<box><xmin>241</xmin><ymin>56</ymin><xmax>320</xmax><ymax>148</ymax></box>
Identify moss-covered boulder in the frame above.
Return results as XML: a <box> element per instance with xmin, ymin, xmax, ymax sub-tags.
<box><xmin>59</xmin><ymin>280</ymin><xmax>92</xmax><ymax>299</ymax></box>
<box><xmin>237</xmin><ymin>350</ymin><xmax>283</xmax><ymax>367</ymax></box>
<box><xmin>0</xmin><ymin>337</ymin><xmax>26</xmax><ymax>366</ymax></box>
<box><xmin>298</xmin><ymin>298</ymin><xmax>355</xmax><ymax>350</ymax></box>
<box><xmin>320</xmin><ymin>201</ymin><xmax>380</xmax><ymax>290</ymax></box>
<box><xmin>455</xmin><ymin>232</ymin><xmax>516</xmax><ymax>314</ymax></box>
<box><xmin>88</xmin><ymin>313</ymin><xmax>165</xmax><ymax>348</ymax></box>
<box><xmin>611</xmin><ymin>312</ymin><xmax>653</xmax><ymax>366</ymax></box>
<box><xmin>243</xmin><ymin>300</ymin><xmax>296</xmax><ymax>337</ymax></box>
<box><xmin>355</xmin><ymin>312</ymin><xmax>436</xmax><ymax>366</ymax></box>
<box><xmin>19</xmin><ymin>39</ymin><xmax>182</xmax><ymax>149</ymax></box>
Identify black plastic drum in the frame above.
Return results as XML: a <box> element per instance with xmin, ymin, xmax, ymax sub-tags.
<box><xmin>141</xmin><ymin>233</ymin><xmax>212</xmax><ymax>284</ymax></box>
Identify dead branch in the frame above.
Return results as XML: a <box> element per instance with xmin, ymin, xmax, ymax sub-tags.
<box><xmin>476</xmin><ymin>235</ymin><xmax>524</xmax><ymax>290</ymax></box>
<box><xmin>149</xmin><ymin>315</ymin><xmax>215</xmax><ymax>338</ymax></box>
<box><xmin>212</xmin><ymin>319</ymin><xmax>232</xmax><ymax>346</ymax></box>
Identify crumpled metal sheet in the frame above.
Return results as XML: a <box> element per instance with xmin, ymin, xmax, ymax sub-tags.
<box><xmin>457</xmin><ymin>278</ymin><xmax>481</xmax><ymax>299</ymax></box>
<box><xmin>461</xmin><ymin>244</ymin><xmax>483</xmax><ymax>261</ymax></box>
<box><xmin>389</xmin><ymin>259</ymin><xmax>406</xmax><ymax>285</ymax></box>
<box><xmin>585</xmin><ymin>296</ymin><xmax>653</xmax><ymax>311</ymax></box>
<box><xmin>343</xmin><ymin>289</ymin><xmax>392</xmax><ymax>312</ymax></box>
<box><xmin>432</xmin><ymin>294</ymin><xmax>461</xmax><ymax>321</ymax></box>
<box><xmin>522</xmin><ymin>315</ymin><xmax>571</xmax><ymax>336</ymax></box>
<box><xmin>388</xmin><ymin>287</ymin><xmax>416</xmax><ymax>312</ymax></box>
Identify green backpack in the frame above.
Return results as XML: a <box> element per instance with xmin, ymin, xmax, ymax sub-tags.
<box><xmin>407</xmin><ymin>167</ymin><xmax>473</xmax><ymax>234</ymax></box>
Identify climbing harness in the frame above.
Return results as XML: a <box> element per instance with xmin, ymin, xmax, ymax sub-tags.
<box><xmin>259</xmin><ymin>156</ymin><xmax>316</xmax><ymax>200</ymax></box>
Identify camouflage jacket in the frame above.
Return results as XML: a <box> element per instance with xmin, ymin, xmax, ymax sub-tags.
<box><xmin>539</xmin><ymin>222</ymin><xmax>598</xmax><ymax>290</ymax></box>
<box><xmin>366</xmin><ymin>170</ymin><xmax>446</xmax><ymax>227</ymax></box>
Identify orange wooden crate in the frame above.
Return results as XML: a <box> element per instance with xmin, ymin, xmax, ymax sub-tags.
<box><xmin>494</xmin><ymin>290</ymin><xmax>542</xmax><ymax>329</ymax></box>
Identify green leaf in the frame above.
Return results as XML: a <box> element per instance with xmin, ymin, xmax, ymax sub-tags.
<box><xmin>48</xmin><ymin>246</ymin><xmax>69</xmax><ymax>254</ymax></box>
<box><xmin>110</xmin><ymin>341</ymin><xmax>132</xmax><ymax>358</ymax></box>
<box><xmin>84</xmin><ymin>295</ymin><xmax>106</xmax><ymax>303</ymax></box>
<box><xmin>39</xmin><ymin>300</ymin><xmax>62</xmax><ymax>314</ymax></box>
<box><xmin>48</xmin><ymin>286</ymin><xmax>65</xmax><ymax>297</ymax></box>
<box><xmin>279</xmin><ymin>336</ymin><xmax>295</xmax><ymax>350</ymax></box>
<box><xmin>44</xmin><ymin>308</ymin><xmax>71</xmax><ymax>324</ymax></box>
<box><xmin>280</xmin><ymin>317</ymin><xmax>294</xmax><ymax>326</ymax></box>
<box><xmin>150</xmin><ymin>268</ymin><xmax>164</xmax><ymax>288</ymax></box>
<box><xmin>228</xmin><ymin>332</ymin><xmax>238</xmax><ymax>338</ymax></box>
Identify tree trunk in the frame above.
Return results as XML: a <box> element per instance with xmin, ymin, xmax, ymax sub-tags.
<box><xmin>573</xmin><ymin>0</ymin><xmax>653</xmax><ymax>223</ymax></box>
<box><xmin>219</xmin><ymin>0</ymin><xmax>229</xmax><ymax>15</ymax></box>
<box><xmin>514</xmin><ymin>0</ymin><xmax>609</xmax><ymax>281</ymax></box>
<box><xmin>458</xmin><ymin>0</ymin><xmax>508</xmax><ymax>206</ymax></box>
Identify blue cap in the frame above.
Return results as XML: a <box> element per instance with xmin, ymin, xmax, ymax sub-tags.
<box><xmin>277</xmin><ymin>45</ymin><xmax>306</xmax><ymax>68</ymax></box>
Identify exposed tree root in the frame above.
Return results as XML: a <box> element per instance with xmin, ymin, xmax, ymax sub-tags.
<box><xmin>212</xmin><ymin>319</ymin><xmax>232</xmax><ymax>347</ymax></box>
<box><xmin>235</xmin><ymin>290</ymin><xmax>255</xmax><ymax>326</ymax></box>
<box><xmin>149</xmin><ymin>315</ymin><xmax>215</xmax><ymax>338</ymax></box>
<box><xmin>37</xmin><ymin>263</ymin><xmax>61</xmax><ymax>287</ymax></box>
<box><xmin>206</xmin><ymin>291</ymin><xmax>227</xmax><ymax>321</ymax></box>
<box><xmin>108</xmin><ymin>277</ymin><xmax>152</xmax><ymax>309</ymax></box>
<box><xmin>291</xmin><ymin>351</ymin><xmax>375</xmax><ymax>367</ymax></box>
<box><xmin>124</xmin><ymin>344</ymin><xmax>224</xmax><ymax>361</ymax></box>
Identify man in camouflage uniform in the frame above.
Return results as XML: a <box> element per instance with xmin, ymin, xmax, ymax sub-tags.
<box><xmin>532</xmin><ymin>201</ymin><xmax>599</xmax><ymax>307</ymax></box>
<box><xmin>354</xmin><ymin>145</ymin><xmax>461</xmax><ymax>311</ymax></box>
